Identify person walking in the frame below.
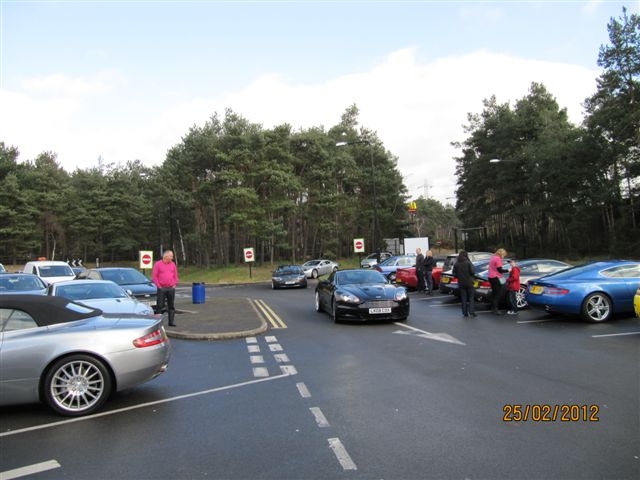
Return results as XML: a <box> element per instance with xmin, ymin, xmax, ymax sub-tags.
<box><xmin>152</xmin><ymin>249</ymin><xmax>179</xmax><ymax>327</ymax></box>
<box><xmin>506</xmin><ymin>259</ymin><xmax>521</xmax><ymax>315</ymax></box>
<box><xmin>488</xmin><ymin>248</ymin><xmax>508</xmax><ymax>315</ymax></box>
<box><xmin>415</xmin><ymin>248</ymin><xmax>425</xmax><ymax>292</ymax></box>
<box><xmin>423</xmin><ymin>250</ymin><xmax>436</xmax><ymax>295</ymax></box>
<box><xmin>452</xmin><ymin>250</ymin><xmax>476</xmax><ymax>317</ymax></box>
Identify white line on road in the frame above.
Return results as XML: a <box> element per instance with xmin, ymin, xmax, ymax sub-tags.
<box><xmin>0</xmin><ymin>460</ymin><xmax>61</xmax><ymax>480</ymax></box>
<box><xmin>310</xmin><ymin>407</ymin><xmax>330</xmax><ymax>427</ymax></box>
<box><xmin>296</xmin><ymin>382</ymin><xmax>311</xmax><ymax>398</ymax></box>
<box><xmin>393</xmin><ymin>322</ymin><xmax>466</xmax><ymax>346</ymax></box>
<box><xmin>0</xmin><ymin>374</ymin><xmax>293</xmax><ymax>439</ymax></box>
<box><xmin>592</xmin><ymin>331</ymin><xmax>640</xmax><ymax>338</ymax></box>
<box><xmin>328</xmin><ymin>438</ymin><xmax>357</xmax><ymax>471</ymax></box>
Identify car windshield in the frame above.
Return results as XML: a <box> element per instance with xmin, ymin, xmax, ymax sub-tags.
<box><xmin>100</xmin><ymin>269</ymin><xmax>149</xmax><ymax>285</ymax></box>
<box><xmin>55</xmin><ymin>282</ymin><xmax>129</xmax><ymax>300</ymax></box>
<box><xmin>39</xmin><ymin>265</ymin><xmax>74</xmax><ymax>277</ymax></box>
<box><xmin>277</xmin><ymin>266</ymin><xmax>303</xmax><ymax>275</ymax></box>
<box><xmin>303</xmin><ymin>261</ymin><xmax>320</xmax><ymax>267</ymax></box>
<box><xmin>337</xmin><ymin>270</ymin><xmax>387</xmax><ymax>285</ymax></box>
<box><xmin>0</xmin><ymin>276</ymin><xmax>46</xmax><ymax>291</ymax></box>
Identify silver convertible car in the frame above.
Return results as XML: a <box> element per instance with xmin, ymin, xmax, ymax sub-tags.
<box><xmin>0</xmin><ymin>295</ymin><xmax>171</xmax><ymax>416</ymax></box>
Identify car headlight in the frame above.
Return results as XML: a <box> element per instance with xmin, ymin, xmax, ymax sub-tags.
<box><xmin>273</xmin><ymin>277</ymin><xmax>282</xmax><ymax>281</ymax></box>
<box><xmin>394</xmin><ymin>289</ymin><xmax>408</xmax><ymax>301</ymax></box>
<box><xmin>335</xmin><ymin>291</ymin><xmax>361</xmax><ymax>304</ymax></box>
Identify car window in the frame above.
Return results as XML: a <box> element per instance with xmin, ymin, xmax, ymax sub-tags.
<box><xmin>603</xmin><ymin>265</ymin><xmax>640</xmax><ymax>278</ymax></box>
<box><xmin>0</xmin><ymin>308</ymin><xmax>38</xmax><ymax>332</ymax></box>
<box><xmin>39</xmin><ymin>265</ymin><xmax>74</xmax><ymax>277</ymax></box>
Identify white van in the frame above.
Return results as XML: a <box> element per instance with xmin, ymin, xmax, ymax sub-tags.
<box><xmin>22</xmin><ymin>260</ymin><xmax>76</xmax><ymax>285</ymax></box>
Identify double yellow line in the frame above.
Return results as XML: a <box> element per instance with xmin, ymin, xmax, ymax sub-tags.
<box><xmin>253</xmin><ymin>299</ymin><xmax>287</xmax><ymax>329</ymax></box>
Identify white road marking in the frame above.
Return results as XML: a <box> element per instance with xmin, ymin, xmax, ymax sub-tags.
<box><xmin>592</xmin><ymin>331</ymin><xmax>640</xmax><ymax>338</ymax></box>
<box><xmin>273</xmin><ymin>353</ymin><xmax>290</xmax><ymax>363</ymax></box>
<box><xmin>252</xmin><ymin>367</ymin><xmax>269</xmax><ymax>377</ymax></box>
<box><xmin>310</xmin><ymin>407</ymin><xmax>330</xmax><ymax>427</ymax></box>
<box><xmin>296</xmin><ymin>382</ymin><xmax>311</xmax><ymax>398</ymax></box>
<box><xmin>249</xmin><ymin>355</ymin><xmax>264</xmax><ymax>364</ymax></box>
<box><xmin>0</xmin><ymin>374</ymin><xmax>293</xmax><ymax>438</ymax></box>
<box><xmin>245</xmin><ymin>337</ymin><xmax>258</xmax><ymax>344</ymax></box>
<box><xmin>328</xmin><ymin>438</ymin><xmax>358</xmax><ymax>471</ymax></box>
<box><xmin>393</xmin><ymin>323</ymin><xmax>466</xmax><ymax>346</ymax></box>
<box><xmin>268</xmin><ymin>343</ymin><xmax>283</xmax><ymax>352</ymax></box>
<box><xmin>0</xmin><ymin>460</ymin><xmax>61</xmax><ymax>480</ymax></box>
<box><xmin>280</xmin><ymin>365</ymin><xmax>298</xmax><ymax>375</ymax></box>
<box><xmin>265</xmin><ymin>335</ymin><xmax>278</xmax><ymax>343</ymax></box>
<box><xmin>247</xmin><ymin>345</ymin><xmax>260</xmax><ymax>353</ymax></box>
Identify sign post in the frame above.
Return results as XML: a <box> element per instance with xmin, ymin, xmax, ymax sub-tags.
<box><xmin>139</xmin><ymin>250</ymin><xmax>153</xmax><ymax>272</ymax></box>
<box><xmin>243</xmin><ymin>247</ymin><xmax>255</xmax><ymax>278</ymax></box>
<box><xmin>353</xmin><ymin>238</ymin><xmax>365</xmax><ymax>265</ymax></box>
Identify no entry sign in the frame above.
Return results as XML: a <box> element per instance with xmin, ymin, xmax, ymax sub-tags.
<box><xmin>243</xmin><ymin>247</ymin><xmax>255</xmax><ymax>263</ymax></box>
<box><xmin>139</xmin><ymin>250</ymin><xmax>153</xmax><ymax>269</ymax></box>
<box><xmin>353</xmin><ymin>238</ymin><xmax>365</xmax><ymax>253</ymax></box>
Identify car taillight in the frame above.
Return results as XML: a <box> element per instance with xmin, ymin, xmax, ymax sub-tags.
<box><xmin>133</xmin><ymin>328</ymin><xmax>167</xmax><ymax>348</ymax></box>
<box><xmin>451</xmin><ymin>277</ymin><xmax>458</xmax><ymax>284</ymax></box>
<box><xmin>479</xmin><ymin>280</ymin><xmax>491</xmax><ymax>288</ymax></box>
<box><xmin>544</xmin><ymin>287</ymin><xmax>570</xmax><ymax>295</ymax></box>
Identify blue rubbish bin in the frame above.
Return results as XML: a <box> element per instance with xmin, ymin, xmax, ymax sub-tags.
<box><xmin>192</xmin><ymin>282</ymin><xmax>205</xmax><ymax>304</ymax></box>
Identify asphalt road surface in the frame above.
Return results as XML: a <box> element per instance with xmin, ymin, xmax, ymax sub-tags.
<box><xmin>1</xmin><ymin>283</ymin><xmax>639</xmax><ymax>479</ymax></box>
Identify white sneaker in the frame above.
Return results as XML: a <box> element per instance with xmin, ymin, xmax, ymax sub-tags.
<box><xmin>507</xmin><ymin>310</ymin><xmax>517</xmax><ymax>315</ymax></box>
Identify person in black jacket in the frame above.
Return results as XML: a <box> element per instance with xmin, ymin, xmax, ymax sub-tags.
<box><xmin>415</xmin><ymin>248</ymin><xmax>425</xmax><ymax>292</ymax></box>
<box><xmin>452</xmin><ymin>250</ymin><xmax>476</xmax><ymax>317</ymax></box>
<box><xmin>423</xmin><ymin>250</ymin><xmax>436</xmax><ymax>295</ymax></box>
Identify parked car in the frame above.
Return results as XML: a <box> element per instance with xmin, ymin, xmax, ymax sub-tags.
<box><xmin>315</xmin><ymin>269</ymin><xmax>409</xmax><ymax>322</ymax></box>
<box><xmin>271</xmin><ymin>265</ymin><xmax>308</xmax><ymax>289</ymax></box>
<box><xmin>441</xmin><ymin>251</ymin><xmax>493</xmax><ymax>273</ymax></box>
<box><xmin>76</xmin><ymin>267</ymin><xmax>157</xmax><ymax>310</ymax></box>
<box><xmin>48</xmin><ymin>279</ymin><xmax>154</xmax><ymax>315</ymax></box>
<box><xmin>302</xmin><ymin>259</ymin><xmax>339</xmax><ymax>279</ymax></box>
<box><xmin>373</xmin><ymin>254</ymin><xmax>416</xmax><ymax>282</ymax></box>
<box><xmin>0</xmin><ymin>273</ymin><xmax>48</xmax><ymax>295</ymax></box>
<box><xmin>22</xmin><ymin>260</ymin><xmax>76</xmax><ymax>284</ymax></box>
<box><xmin>474</xmin><ymin>259</ymin><xmax>571</xmax><ymax>309</ymax></box>
<box><xmin>634</xmin><ymin>286</ymin><xmax>640</xmax><ymax>318</ymax></box>
<box><xmin>0</xmin><ymin>294</ymin><xmax>171</xmax><ymax>416</ymax></box>
<box><xmin>360</xmin><ymin>251</ymin><xmax>393</xmax><ymax>269</ymax></box>
<box><xmin>395</xmin><ymin>255</ymin><xmax>446</xmax><ymax>290</ymax></box>
<box><xmin>526</xmin><ymin>260</ymin><xmax>640</xmax><ymax>322</ymax></box>
<box><xmin>440</xmin><ymin>258</ymin><xmax>506</xmax><ymax>297</ymax></box>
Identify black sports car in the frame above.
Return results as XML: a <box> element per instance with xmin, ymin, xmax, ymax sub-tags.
<box><xmin>271</xmin><ymin>265</ymin><xmax>308</xmax><ymax>289</ymax></box>
<box><xmin>314</xmin><ymin>269</ymin><xmax>409</xmax><ymax>322</ymax></box>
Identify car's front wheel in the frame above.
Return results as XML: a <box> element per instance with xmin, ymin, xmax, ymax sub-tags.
<box><xmin>43</xmin><ymin>354</ymin><xmax>112</xmax><ymax>416</ymax></box>
<box><xmin>315</xmin><ymin>291</ymin><xmax>322</xmax><ymax>313</ymax></box>
<box><xmin>581</xmin><ymin>292</ymin><xmax>612</xmax><ymax>322</ymax></box>
<box><xmin>331</xmin><ymin>298</ymin><xmax>340</xmax><ymax>323</ymax></box>
<box><xmin>312</xmin><ymin>269</ymin><xmax>318</xmax><ymax>279</ymax></box>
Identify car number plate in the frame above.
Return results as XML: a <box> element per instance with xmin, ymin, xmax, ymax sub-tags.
<box><xmin>529</xmin><ymin>286</ymin><xmax>544</xmax><ymax>294</ymax></box>
<box><xmin>286</xmin><ymin>281</ymin><xmax>296</xmax><ymax>284</ymax></box>
<box><xmin>369</xmin><ymin>307</ymin><xmax>392</xmax><ymax>314</ymax></box>
<box><xmin>442</xmin><ymin>277</ymin><xmax>450</xmax><ymax>283</ymax></box>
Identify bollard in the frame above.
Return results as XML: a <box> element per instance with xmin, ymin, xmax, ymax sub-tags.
<box><xmin>192</xmin><ymin>282</ymin><xmax>205</xmax><ymax>304</ymax></box>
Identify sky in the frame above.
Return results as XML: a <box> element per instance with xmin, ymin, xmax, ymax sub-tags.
<box><xmin>1</xmin><ymin>0</ymin><xmax>639</xmax><ymax>205</ymax></box>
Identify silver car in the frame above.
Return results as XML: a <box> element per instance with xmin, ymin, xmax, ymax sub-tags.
<box><xmin>0</xmin><ymin>295</ymin><xmax>171</xmax><ymax>416</ymax></box>
<box><xmin>302</xmin><ymin>259</ymin><xmax>339</xmax><ymax>279</ymax></box>
<box><xmin>0</xmin><ymin>273</ymin><xmax>48</xmax><ymax>295</ymax></box>
<box><xmin>48</xmin><ymin>279</ymin><xmax>154</xmax><ymax>315</ymax></box>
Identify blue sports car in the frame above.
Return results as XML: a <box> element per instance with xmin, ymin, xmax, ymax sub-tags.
<box><xmin>526</xmin><ymin>260</ymin><xmax>640</xmax><ymax>322</ymax></box>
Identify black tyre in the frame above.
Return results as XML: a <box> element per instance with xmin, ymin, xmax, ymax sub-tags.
<box><xmin>44</xmin><ymin>354</ymin><xmax>112</xmax><ymax>416</ymax></box>
<box><xmin>581</xmin><ymin>292</ymin><xmax>612</xmax><ymax>322</ymax></box>
<box><xmin>312</xmin><ymin>269</ymin><xmax>318</xmax><ymax>279</ymax></box>
<box><xmin>315</xmin><ymin>291</ymin><xmax>323</xmax><ymax>313</ymax></box>
<box><xmin>331</xmin><ymin>298</ymin><xmax>340</xmax><ymax>323</ymax></box>
<box><xmin>516</xmin><ymin>286</ymin><xmax>528</xmax><ymax>309</ymax></box>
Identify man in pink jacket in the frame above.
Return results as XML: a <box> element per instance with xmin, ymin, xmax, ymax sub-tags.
<box><xmin>152</xmin><ymin>249</ymin><xmax>179</xmax><ymax>327</ymax></box>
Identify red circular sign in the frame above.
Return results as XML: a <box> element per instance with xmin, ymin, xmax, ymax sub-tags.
<box><xmin>141</xmin><ymin>254</ymin><xmax>152</xmax><ymax>265</ymax></box>
<box><xmin>245</xmin><ymin>250</ymin><xmax>253</xmax><ymax>260</ymax></box>
<box><xmin>355</xmin><ymin>240</ymin><xmax>363</xmax><ymax>250</ymax></box>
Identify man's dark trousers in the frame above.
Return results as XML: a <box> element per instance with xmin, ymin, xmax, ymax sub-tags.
<box><xmin>157</xmin><ymin>287</ymin><xmax>176</xmax><ymax>326</ymax></box>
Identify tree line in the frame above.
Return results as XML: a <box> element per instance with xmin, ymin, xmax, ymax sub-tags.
<box><xmin>0</xmin><ymin>106</ymin><xmax>459</xmax><ymax>267</ymax></box>
<box><xmin>454</xmin><ymin>8</ymin><xmax>639</xmax><ymax>260</ymax></box>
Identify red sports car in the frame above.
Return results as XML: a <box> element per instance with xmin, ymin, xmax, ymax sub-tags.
<box><xmin>396</xmin><ymin>255</ymin><xmax>446</xmax><ymax>291</ymax></box>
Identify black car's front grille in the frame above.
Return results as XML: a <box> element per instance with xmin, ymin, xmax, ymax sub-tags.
<box><xmin>363</xmin><ymin>300</ymin><xmax>396</xmax><ymax>308</ymax></box>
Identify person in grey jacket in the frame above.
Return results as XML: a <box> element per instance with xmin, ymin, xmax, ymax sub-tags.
<box><xmin>452</xmin><ymin>250</ymin><xmax>476</xmax><ymax>317</ymax></box>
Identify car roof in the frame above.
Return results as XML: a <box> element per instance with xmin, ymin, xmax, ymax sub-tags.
<box><xmin>0</xmin><ymin>294</ymin><xmax>101</xmax><ymax>326</ymax></box>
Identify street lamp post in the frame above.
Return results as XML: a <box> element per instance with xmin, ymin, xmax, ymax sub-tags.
<box><xmin>336</xmin><ymin>140</ymin><xmax>378</xmax><ymax>253</ymax></box>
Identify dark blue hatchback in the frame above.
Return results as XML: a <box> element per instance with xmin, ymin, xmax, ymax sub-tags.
<box><xmin>77</xmin><ymin>267</ymin><xmax>158</xmax><ymax>311</ymax></box>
